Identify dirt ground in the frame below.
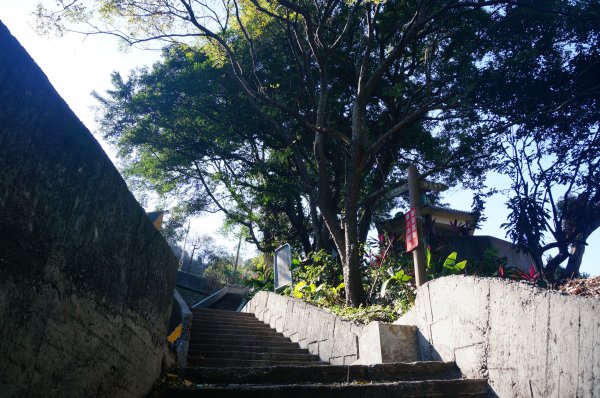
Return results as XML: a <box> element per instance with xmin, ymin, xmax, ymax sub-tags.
<box><xmin>558</xmin><ymin>276</ymin><xmax>600</xmax><ymax>299</ymax></box>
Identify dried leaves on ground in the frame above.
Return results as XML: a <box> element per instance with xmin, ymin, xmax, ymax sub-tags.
<box><xmin>558</xmin><ymin>276</ymin><xmax>600</xmax><ymax>299</ymax></box>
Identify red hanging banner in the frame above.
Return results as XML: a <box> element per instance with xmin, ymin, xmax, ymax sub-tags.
<box><xmin>405</xmin><ymin>208</ymin><xmax>419</xmax><ymax>252</ymax></box>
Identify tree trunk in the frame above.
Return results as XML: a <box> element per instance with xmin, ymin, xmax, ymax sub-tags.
<box><xmin>342</xmin><ymin>109</ymin><xmax>367</xmax><ymax>305</ymax></box>
<box><xmin>543</xmin><ymin>243</ymin><xmax>569</xmax><ymax>278</ymax></box>
<box><xmin>342</xmin><ymin>241</ymin><xmax>365</xmax><ymax>306</ymax></box>
<box><xmin>564</xmin><ymin>239</ymin><xmax>585</xmax><ymax>278</ymax></box>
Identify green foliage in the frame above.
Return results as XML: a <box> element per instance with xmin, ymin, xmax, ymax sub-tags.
<box><xmin>294</xmin><ymin>250</ymin><xmax>343</xmax><ymax>288</ymax></box>
<box><xmin>93</xmin><ymin>44</ymin><xmax>317</xmax><ymax>254</ymax></box>
<box><xmin>380</xmin><ymin>269</ymin><xmax>412</xmax><ymax>299</ymax></box>
<box><xmin>242</xmin><ymin>255</ymin><xmax>274</xmax><ymax>297</ymax></box>
<box><xmin>470</xmin><ymin>248</ymin><xmax>506</xmax><ymax>277</ymax></box>
<box><xmin>326</xmin><ymin>304</ymin><xmax>400</xmax><ymax>325</ymax></box>
<box><xmin>289</xmin><ymin>249</ymin><xmax>405</xmax><ymax>323</ymax></box>
<box><xmin>290</xmin><ymin>250</ymin><xmax>345</xmax><ymax>306</ymax></box>
<box><xmin>363</xmin><ymin>233</ymin><xmax>416</xmax><ymax>311</ymax></box>
<box><xmin>293</xmin><ymin>281</ymin><xmax>345</xmax><ymax>303</ymax></box>
<box><xmin>40</xmin><ymin>0</ymin><xmax>600</xmax><ymax>304</ymax></box>
<box><xmin>442</xmin><ymin>252</ymin><xmax>467</xmax><ymax>274</ymax></box>
<box><xmin>200</xmin><ymin>257</ymin><xmax>236</xmax><ymax>289</ymax></box>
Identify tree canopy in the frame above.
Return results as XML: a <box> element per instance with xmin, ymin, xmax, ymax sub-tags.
<box><xmin>38</xmin><ymin>0</ymin><xmax>600</xmax><ymax>303</ymax></box>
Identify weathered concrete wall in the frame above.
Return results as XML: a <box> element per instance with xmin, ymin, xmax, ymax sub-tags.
<box><xmin>242</xmin><ymin>291</ymin><xmax>363</xmax><ymax>365</ymax></box>
<box><xmin>396</xmin><ymin>276</ymin><xmax>600</xmax><ymax>397</ymax></box>
<box><xmin>355</xmin><ymin>322</ymin><xmax>417</xmax><ymax>365</ymax></box>
<box><xmin>0</xmin><ymin>22</ymin><xmax>178</xmax><ymax>397</ymax></box>
<box><xmin>176</xmin><ymin>270</ymin><xmax>219</xmax><ymax>294</ymax></box>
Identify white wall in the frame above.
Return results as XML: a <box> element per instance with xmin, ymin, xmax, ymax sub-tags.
<box><xmin>396</xmin><ymin>276</ymin><xmax>600</xmax><ymax>397</ymax></box>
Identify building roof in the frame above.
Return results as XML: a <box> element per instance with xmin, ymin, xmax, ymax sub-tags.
<box><xmin>381</xmin><ymin>205</ymin><xmax>474</xmax><ymax>224</ymax></box>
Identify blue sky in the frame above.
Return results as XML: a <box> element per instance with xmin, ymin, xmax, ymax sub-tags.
<box><xmin>1</xmin><ymin>2</ymin><xmax>598</xmax><ymax>275</ymax></box>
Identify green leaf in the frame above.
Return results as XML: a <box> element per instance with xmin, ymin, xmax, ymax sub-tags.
<box><xmin>293</xmin><ymin>281</ymin><xmax>307</xmax><ymax>298</ymax></box>
<box><xmin>455</xmin><ymin>260</ymin><xmax>467</xmax><ymax>271</ymax></box>
<box><xmin>443</xmin><ymin>252</ymin><xmax>458</xmax><ymax>269</ymax></box>
<box><xmin>426</xmin><ymin>246</ymin><xmax>431</xmax><ymax>269</ymax></box>
<box><xmin>394</xmin><ymin>270</ymin><xmax>413</xmax><ymax>283</ymax></box>
<box><xmin>380</xmin><ymin>278</ymin><xmax>392</xmax><ymax>298</ymax></box>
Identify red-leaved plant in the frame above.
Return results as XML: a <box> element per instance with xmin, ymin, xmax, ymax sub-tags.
<box><xmin>498</xmin><ymin>263</ymin><xmax>541</xmax><ymax>285</ymax></box>
<box><xmin>515</xmin><ymin>264</ymin><xmax>541</xmax><ymax>284</ymax></box>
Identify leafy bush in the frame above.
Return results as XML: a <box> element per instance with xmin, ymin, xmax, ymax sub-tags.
<box><xmin>363</xmin><ymin>233</ymin><xmax>416</xmax><ymax>313</ymax></box>
<box><xmin>498</xmin><ymin>263</ymin><xmax>542</xmax><ymax>286</ymax></box>
<box><xmin>326</xmin><ymin>304</ymin><xmax>400</xmax><ymax>324</ymax></box>
<box><xmin>242</xmin><ymin>255</ymin><xmax>274</xmax><ymax>298</ymax></box>
<box><xmin>290</xmin><ymin>250</ymin><xmax>346</xmax><ymax>307</ymax></box>
<box><xmin>292</xmin><ymin>249</ymin><xmax>344</xmax><ymax>287</ymax></box>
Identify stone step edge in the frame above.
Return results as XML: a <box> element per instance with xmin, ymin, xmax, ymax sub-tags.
<box><xmin>190</xmin><ymin>327</ymin><xmax>281</xmax><ymax>334</ymax></box>
<box><xmin>191</xmin><ymin>309</ymin><xmax>254</xmax><ymax>317</ymax></box>
<box><xmin>188</xmin><ymin>339</ymin><xmax>300</xmax><ymax>347</ymax></box>
<box><xmin>188</xmin><ymin>346</ymin><xmax>308</xmax><ymax>354</ymax></box>
<box><xmin>189</xmin><ymin>318</ymin><xmax>268</xmax><ymax>326</ymax></box>
<box><xmin>159</xmin><ymin>378</ymin><xmax>488</xmax><ymax>396</ymax></box>
<box><xmin>187</xmin><ymin>359</ymin><xmax>328</xmax><ymax>367</ymax></box>
<box><xmin>180</xmin><ymin>362</ymin><xmax>461</xmax><ymax>384</ymax></box>
<box><xmin>189</xmin><ymin>335</ymin><xmax>291</xmax><ymax>342</ymax></box>
<box><xmin>188</xmin><ymin>339</ymin><xmax>299</xmax><ymax>346</ymax></box>
<box><xmin>187</xmin><ymin>351</ymin><xmax>313</xmax><ymax>359</ymax></box>
<box><xmin>187</xmin><ymin>351</ymin><xmax>320</xmax><ymax>360</ymax></box>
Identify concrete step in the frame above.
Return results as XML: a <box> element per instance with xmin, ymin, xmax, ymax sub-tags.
<box><xmin>190</xmin><ymin>321</ymin><xmax>271</xmax><ymax>332</ymax></box>
<box><xmin>194</xmin><ymin>314</ymin><xmax>269</xmax><ymax>326</ymax></box>
<box><xmin>179</xmin><ymin>362</ymin><xmax>463</xmax><ymax>385</ymax></box>
<box><xmin>191</xmin><ymin>326</ymin><xmax>282</xmax><ymax>337</ymax></box>
<box><xmin>191</xmin><ymin>322</ymin><xmax>280</xmax><ymax>334</ymax></box>
<box><xmin>188</xmin><ymin>338</ymin><xmax>300</xmax><ymax>350</ymax></box>
<box><xmin>188</xmin><ymin>343</ymin><xmax>307</xmax><ymax>355</ymax></box>
<box><xmin>190</xmin><ymin>334</ymin><xmax>292</xmax><ymax>345</ymax></box>
<box><xmin>187</xmin><ymin>357</ymin><xmax>329</xmax><ymax>368</ymax></box>
<box><xmin>190</xmin><ymin>318</ymin><xmax>271</xmax><ymax>329</ymax></box>
<box><xmin>156</xmin><ymin>379</ymin><xmax>488</xmax><ymax>397</ymax></box>
<box><xmin>187</xmin><ymin>350</ymin><xmax>320</xmax><ymax>362</ymax></box>
<box><xmin>191</xmin><ymin>308</ymin><xmax>254</xmax><ymax>318</ymax></box>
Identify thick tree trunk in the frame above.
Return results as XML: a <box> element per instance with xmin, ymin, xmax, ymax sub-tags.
<box><xmin>544</xmin><ymin>249</ymin><xmax>569</xmax><ymax>277</ymax></box>
<box><xmin>343</xmin><ymin>241</ymin><xmax>365</xmax><ymax>306</ymax></box>
<box><xmin>342</xmin><ymin>103</ymin><xmax>367</xmax><ymax>305</ymax></box>
<box><xmin>564</xmin><ymin>238</ymin><xmax>585</xmax><ymax>278</ymax></box>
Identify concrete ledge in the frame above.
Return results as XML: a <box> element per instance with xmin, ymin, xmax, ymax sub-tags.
<box><xmin>354</xmin><ymin>322</ymin><xmax>417</xmax><ymax>365</ymax></box>
<box><xmin>396</xmin><ymin>275</ymin><xmax>600</xmax><ymax>397</ymax></box>
<box><xmin>242</xmin><ymin>292</ymin><xmax>363</xmax><ymax>364</ymax></box>
<box><xmin>192</xmin><ymin>287</ymin><xmax>228</xmax><ymax>309</ymax></box>
<box><xmin>173</xmin><ymin>290</ymin><xmax>193</xmax><ymax>368</ymax></box>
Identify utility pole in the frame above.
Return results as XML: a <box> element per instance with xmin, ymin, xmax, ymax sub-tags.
<box><xmin>408</xmin><ymin>164</ymin><xmax>428</xmax><ymax>287</ymax></box>
<box><xmin>179</xmin><ymin>221</ymin><xmax>191</xmax><ymax>271</ymax></box>
<box><xmin>233</xmin><ymin>230</ymin><xmax>242</xmax><ymax>284</ymax></box>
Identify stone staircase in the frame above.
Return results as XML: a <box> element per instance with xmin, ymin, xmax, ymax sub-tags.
<box><xmin>187</xmin><ymin>308</ymin><xmax>326</xmax><ymax>367</ymax></box>
<box><xmin>154</xmin><ymin>308</ymin><xmax>488</xmax><ymax>397</ymax></box>
<box><xmin>207</xmin><ymin>292</ymin><xmax>245</xmax><ymax>311</ymax></box>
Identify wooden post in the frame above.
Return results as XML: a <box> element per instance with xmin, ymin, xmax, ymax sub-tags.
<box><xmin>408</xmin><ymin>164</ymin><xmax>428</xmax><ymax>287</ymax></box>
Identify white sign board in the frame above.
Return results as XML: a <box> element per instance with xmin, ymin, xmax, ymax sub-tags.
<box><xmin>274</xmin><ymin>244</ymin><xmax>293</xmax><ymax>290</ymax></box>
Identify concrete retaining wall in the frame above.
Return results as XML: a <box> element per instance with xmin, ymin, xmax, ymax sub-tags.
<box><xmin>176</xmin><ymin>270</ymin><xmax>219</xmax><ymax>294</ymax></box>
<box><xmin>169</xmin><ymin>290</ymin><xmax>192</xmax><ymax>368</ymax></box>
<box><xmin>242</xmin><ymin>291</ymin><xmax>364</xmax><ymax>365</ymax></box>
<box><xmin>0</xmin><ymin>22</ymin><xmax>178</xmax><ymax>397</ymax></box>
<box><xmin>396</xmin><ymin>276</ymin><xmax>600</xmax><ymax>397</ymax></box>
